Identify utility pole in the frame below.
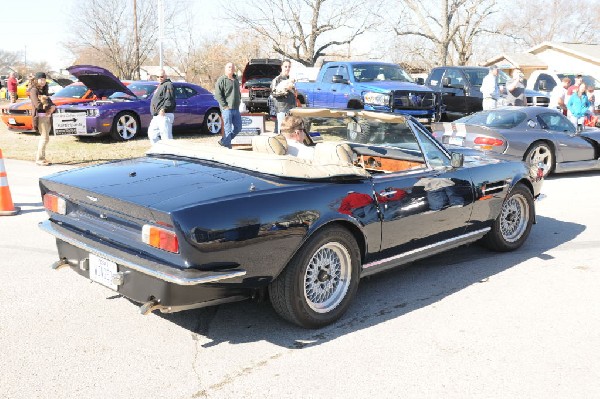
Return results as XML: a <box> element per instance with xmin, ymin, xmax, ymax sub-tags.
<box><xmin>133</xmin><ymin>0</ymin><xmax>140</xmax><ymax>79</ymax></box>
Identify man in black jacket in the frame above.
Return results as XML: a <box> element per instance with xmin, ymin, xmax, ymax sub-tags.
<box><xmin>148</xmin><ymin>70</ymin><xmax>176</xmax><ymax>144</ymax></box>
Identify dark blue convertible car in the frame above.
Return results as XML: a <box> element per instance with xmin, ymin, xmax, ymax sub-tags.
<box><xmin>39</xmin><ymin>108</ymin><xmax>543</xmax><ymax>328</ymax></box>
<box><xmin>56</xmin><ymin>65</ymin><xmax>222</xmax><ymax>140</ymax></box>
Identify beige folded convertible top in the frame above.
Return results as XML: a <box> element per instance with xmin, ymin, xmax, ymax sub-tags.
<box><xmin>147</xmin><ymin>140</ymin><xmax>370</xmax><ymax>179</ymax></box>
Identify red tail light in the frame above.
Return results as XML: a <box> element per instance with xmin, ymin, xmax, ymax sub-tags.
<box><xmin>473</xmin><ymin>137</ymin><xmax>504</xmax><ymax>146</ymax></box>
<box><xmin>142</xmin><ymin>224</ymin><xmax>179</xmax><ymax>253</ymax></box>
<box><xmin>43</xmin><ymin>193</ymin><xmax>66</xmax><ymax>214</ymax></box>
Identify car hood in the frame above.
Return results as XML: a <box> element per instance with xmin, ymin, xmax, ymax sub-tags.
<box><xmin>357</xmin><ymin>81</ymin><xmax>434</xmax><ymax>93</ymax></box>
<box><xmin>67</xmin><ymin>65</ymin><xmax>135</xmax><ymax>99</ymax></box>
<box><xmin>242</xmin><ymin>63</ymin><xmax>281</xmax><ymax>85</ymax></box>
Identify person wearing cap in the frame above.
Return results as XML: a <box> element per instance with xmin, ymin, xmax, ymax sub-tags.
<box><xmin>481</xmin><ymin>65</ymin><xmax>501</xmax><ymax>110</ymax></box>
<box><xmin>148</xmin><ymin>69</ymin><xmax>176</xmax><ymax>144</ymax></box>
<box><xmin>29</xmin><ymin>72</ymin><xmax>55</xmax><ymax>166</ymax></box>
<box><xmin>506</xmin><ymin>69</ymin><xmax>526</xmax><ymax>106</ymax></box>
<box><xmin>280</xmin><ymin>115</ymin><xmax>314</xmax><ymax>160</ymax></box>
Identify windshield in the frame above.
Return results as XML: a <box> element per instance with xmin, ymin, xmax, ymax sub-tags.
<box><xmin>557</xmin><ymin>74</ymin><xmax>600</xmax><ymax>89</ymax></box>
<box><xmin>463</xmin><ymin>69</ymin><xmax>488</xmax><ymax>87</ymax></box>
<box><xmin>52</xmin><ymin>84</ymin><xmax>88</xmax><ymax>98</ymax></box>
<box><xmin>352</xmin><ymin>64</ymin><xmax>413</xmax><ymax>83</ymax></box>
<box><xmin>457</xmin><ymin>110</ymin><xmax>526</xmax><ymax>129</ymax></box>
<box><xmin>109</xmin><ymin>83</ymin><xmax>156</xmax><ymax>100</ymax></box>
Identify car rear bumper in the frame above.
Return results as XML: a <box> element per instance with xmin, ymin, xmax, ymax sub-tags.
<box><xmin>39</xmin><ymin>220</ymin><xmax>249</xmax><ymax>309</ymax></box>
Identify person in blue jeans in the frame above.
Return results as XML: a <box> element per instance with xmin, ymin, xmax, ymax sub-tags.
<box><xmin>214</xmin><ymin>62</ymin><xmax>242</xmax><ymax>148</ymax></box>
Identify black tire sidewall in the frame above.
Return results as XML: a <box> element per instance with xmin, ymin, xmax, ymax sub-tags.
<box><xmin>282</xmin><ymin>227</ymin><xmax>360</xmax><ymax>328</ymax></box>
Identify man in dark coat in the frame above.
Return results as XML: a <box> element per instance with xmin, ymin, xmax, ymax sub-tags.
<box><xmin>148</xmin><ymin>69</ymin><xmax>176</xmax><ymax>144</ymax></box>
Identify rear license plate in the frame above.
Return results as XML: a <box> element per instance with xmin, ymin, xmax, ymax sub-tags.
<box><xmin>89</xmin><ymin>253</ymin><xmax>118</xmax><ymax>290</ymax></box>
<box><xmin>8</xmin><ymin>118</ymin><xmax>16</xmax><ymax>124</ymax></box>
<box><xmin>448</xmin><ymin>136</ymin><xmax>464</xmax><ymax>146</ymax></box>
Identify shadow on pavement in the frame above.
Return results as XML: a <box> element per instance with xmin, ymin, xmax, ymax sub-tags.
<box><xmin>158</xmin><ymin>214</ymin><xmax>584</xmax><ymax>349</ymax></box>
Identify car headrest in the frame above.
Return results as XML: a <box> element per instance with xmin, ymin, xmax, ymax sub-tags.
<box><xmin>252</xmin><ymin>134</ymin><xmax>288</xmax><ymax>155</ymax></box>
<box><xmin>313</xmin><ymin>142</ymin><xmax>354</xmax><ymax>166</ymax></box>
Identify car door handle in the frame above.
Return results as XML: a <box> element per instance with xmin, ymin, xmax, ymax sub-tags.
<box><xmin>332</xmin><ymin>89</ymin><xmax>337</xmax><ymax>92</ymax></box>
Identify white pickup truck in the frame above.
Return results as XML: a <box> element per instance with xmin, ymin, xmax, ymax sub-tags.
<box><xmin>527</xmin><ymin>70</ymin><xmax>600</xmax><ymax>108</ymax></box>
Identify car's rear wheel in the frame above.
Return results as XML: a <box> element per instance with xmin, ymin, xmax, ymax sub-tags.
<box><xmin>524</xmin><ymin>141</ymin><xmax>554</xmax><ymax>177</ymax></box>
<box><xmin>269</xmin><ymin>226</ymin><xmax>360</xmax><ymax>328</ymax></box>
<box><xmin>110</xmin><ymin>111</ymin><xmax>139</xmax><ymax>141</ymax></box>
<box><xmin>202</xmin><ymin>108</ymin><xmax>222</xmax><ymax>135</ymax></box>
<box><xmin>482</xmin><ymin>183</ymin><xmax>533</xmax><ymax>252</ymax></box>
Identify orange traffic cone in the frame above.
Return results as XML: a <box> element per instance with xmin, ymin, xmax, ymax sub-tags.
<box><xmin>0</xmin><ymin>149</ymin><xmax>20</xmax><ymax>216</ymax></box>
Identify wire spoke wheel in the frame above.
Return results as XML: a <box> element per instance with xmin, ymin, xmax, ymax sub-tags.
<box><xmin>303</xmin><ymin>242</ymin><xmax>352</xmax><ymax>313</ymax></box>
<box><xmin>500</xmin><ymin>193</ymin><xmax>529</xmax><ymax>243</ymax></box>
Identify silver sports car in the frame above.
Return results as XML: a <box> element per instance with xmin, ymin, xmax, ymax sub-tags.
<box><xmin>431</xmin><ymin>106</ymin><xmax>600</xmax><ymax>177</ymax></box>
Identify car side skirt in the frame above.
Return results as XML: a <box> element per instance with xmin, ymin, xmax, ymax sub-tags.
<box><xmin>360</xmin><ymin>228</ymin><xmax>491</xmax><ymax>277</ymax></box>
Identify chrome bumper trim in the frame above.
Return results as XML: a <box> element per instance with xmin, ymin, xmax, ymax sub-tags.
<box><xmin>39</xmin><ymin>220</ymin><xmax>247</xmax><ymax>286</ymax></box>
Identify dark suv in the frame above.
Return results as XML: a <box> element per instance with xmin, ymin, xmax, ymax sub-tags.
<box><xmin>240</xmin><ymin>59</ymin><xmax>282</xmax><ymax>112</ymax></box>
<box><xmin>423</xmin><ymin>66</ymin><xmax>550</xmax><ymax>121</ymax></box>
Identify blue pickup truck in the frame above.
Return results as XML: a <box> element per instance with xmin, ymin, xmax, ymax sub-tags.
<box><xmin>295</xmin><ymin>61</ymin><xmax>441</xmax><ymax>123</ymax></box>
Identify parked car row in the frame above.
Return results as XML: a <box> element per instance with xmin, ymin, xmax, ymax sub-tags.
<box><xmin>0</xmin><ymin>65</ymin><xmax>223</xmax><ymax>141</ymax></box>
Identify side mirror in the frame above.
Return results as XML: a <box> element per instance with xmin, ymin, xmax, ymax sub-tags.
<box><xmin>415</xmin><ymin>77</ymin><xmax>425</xmax><ymax>85</ymax></box>
<box><xmin>450</xmin><ymin>152</ymin><xmax>464</xmax><ymax>168</ymax></box>
<box><xmin>332</xmin><ymin>75</ymin><xmax>347</xmax><ymax>84</ymax></box>
<box><xmin>539</xmin><ymin>80</ymin><xmax>547</xmax><ymax>91</ymax></box>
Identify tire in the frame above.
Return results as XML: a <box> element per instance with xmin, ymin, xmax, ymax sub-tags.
<box><xmin>202</xmin><ymin>108</ymin><xmax>222</xmax><ymax>135</ymax></box>
<box><xmin>269</xmin><ymin>226</ymin><xmax>360</xmax><ymax>328</ymax></box>
<box><xmin>110</xmin><ymin>111</ymin><xmax>139</xmax><ymax>141</ymax></box>
<box><xmin>524</xmin><ymin>141</ymin><xmax>554</xmax><ymax>177</ymax></box>
<box><xmin>482</xmin><ymin>184</ymin><xmax>534</xmax><ymax>252</ymax></box>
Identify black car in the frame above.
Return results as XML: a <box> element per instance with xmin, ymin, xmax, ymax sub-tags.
<box><xmin>39</xmin><ymin>108</ymin><xmax>543</xmax><ymax>328</ymax></box>
<box><xmin>424</xmin><ymin>66</ymin><xmax>550</xmax><ymax>121</ymax></box>
<box><xmin>240</xmin><ymin>58</ymin><xmax>282</xmax><ymax>112</ymax></box>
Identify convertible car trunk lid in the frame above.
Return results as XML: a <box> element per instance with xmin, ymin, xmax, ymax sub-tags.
<box><xmin>40</xmin><ymin>156</ymin><xmax>300</xmax><ymax>213</ymax></box>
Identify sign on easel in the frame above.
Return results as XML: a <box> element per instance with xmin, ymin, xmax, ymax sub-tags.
<box><xmin>231</xmin><ymin>114</ymin><xmax>265</xmax><ymax>146</ymax></box>
<box><xmin>52</xmin><ymin>113</ymin><xmax>87</xmax><ymax>136</ymax></box>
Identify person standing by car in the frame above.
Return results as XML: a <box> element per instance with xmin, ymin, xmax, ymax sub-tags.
<box><xmin>280</xmin><ymin>115</ymin><xmax>314</xmax><ymax>160</ymax></box>
<box><xmin>549</xmin><ymin>77</ymin><xmax>571</xmax><ymax>115</ymax></box>
<box><xmin>148</xmin><ymin>70</ymin><xmax>176</xmax><ymax>144</ymax></box>
<box><xmin>7</xmin><ymin>72</ymin><xmax>18</xmax><ymax>103</ymax></box>
<box><xmin>271</xmin><ymin>60</ymin><xmax>296</xmax><ymax>132</ymax></box>
<box><xmin>567</xmin><ymin>83</ymin><xmax>591</xmax><ymax>131</ymax></box>
<box><xmin>29</xmin><ymin>72</ymin><xmax>55</xmax><ymax>166</ymax></box>
<box><xmin>481</xmin><ymin>65</ymin><xmax>501</xmax><ymax>110</ymax></box>
<box><xmin>506</xmin><ymin>69</ymin><xmax>526</xmax><ymax>106</ymax></box>
<box><xmin>214</xmin><ymin>62</ymin><xmax>242</xmax><ymax>148</ymax></box>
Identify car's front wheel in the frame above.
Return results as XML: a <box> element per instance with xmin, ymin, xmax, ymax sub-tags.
<box><xmin>269</xmin><ymin>226</ymin><xmax>360</xmax><ymax>328</ymax></box>
<box><xmin>482</xmin><ymin>183</ymin><xmax>534</xmax><ymax>252</ymax></box>
<box><xmin>202</xmin><ymin>108</ymin><xmax>222</xmax><ymax>135</ymax></box>
<box><xmin>110</xmin><ymin>111</ymin><xmax>139</xmax><ymax>141</ymax></box>
<box><xmin>524</xmin><ymin>141</ymin><xmax>554</xmax><ymax>177</ymax></box>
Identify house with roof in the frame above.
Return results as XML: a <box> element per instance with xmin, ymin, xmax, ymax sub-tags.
<box><xmin>139</xmin><ymin>65</ymin><xmax>185</xmax><ymax>81</ymax></box>
<box><xmin>483</xmin><ymin>41</ymin><xmax>600</xmax><ymax>79</ymax></box>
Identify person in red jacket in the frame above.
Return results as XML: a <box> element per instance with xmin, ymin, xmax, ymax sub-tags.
<box><xmin>7</xmin><ymin>72</ymin><xmax>18</xmax><ymax>103</ymax></box>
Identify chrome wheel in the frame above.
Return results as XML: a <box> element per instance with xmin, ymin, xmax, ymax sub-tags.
<box><xmin>112</xmin><ymin>112</ymin><xmax>138</xmax><ymax>140</ymax></box>
<box><xmin>203</xmin><ymin>110</ymin><xmax>222</xmax><ymax>134</ymax></box>
<box><xmin>303</xmin><ymin>242</ymin><xmax>352</xmax><ymax>313</ymax></box>
<box><xmin>525</xmin><ymin>143</ymin><xmax>553</xmax><ymax>177</ymax></box>
<box><xmin>500</xmin><ymin>193</ymin><xmax>529</xmax><ymax>243</ymax></box>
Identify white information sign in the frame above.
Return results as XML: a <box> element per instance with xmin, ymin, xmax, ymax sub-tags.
<box><xmin>52</xmin><ymin>112</ymin><xmax>87</xmax><ymax>136</ymax></box>
<box><xmin>231</xmin><ymin>114</ymin><xmax>265</xmax><ymax>145</ymax></box>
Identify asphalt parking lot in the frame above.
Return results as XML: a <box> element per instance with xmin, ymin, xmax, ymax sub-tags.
<box><xmin>1</xmin><ymin>132</ymin><xmax>600</xmax><ymax>398</ymax></box>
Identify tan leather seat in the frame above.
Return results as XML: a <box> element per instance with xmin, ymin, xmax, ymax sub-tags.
<box><xmin>251</xmin><ymin>134</ymin><xmax>288</xmax><ymax>155</ymax></box>
<box><xmin>312</xmin><ymin>142</ymin><xmax>354</xmax><ymax>166</ymax></box>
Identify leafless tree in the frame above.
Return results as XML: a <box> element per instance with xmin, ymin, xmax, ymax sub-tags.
<box><xmin>65</xmin><ymin>0</ymin><xmax>176</xmax><ymax>79</ymax></box>
<box><xmin>391</xmin><ymin>0</ymin><xmax>499</xmax><ymax>66</ymax></box>
<box><xmin>496</xmin><ymin>0</ymin><xmax>600</xmax><ymax>48</ymax></box>
<box><xmin>0</xmin><ymin>50</ymin><xmax>21</xmax><ymax>71</ymax></box>
<box><xmin>224</xmin><ymin>0</ymin><xmax>379</xmax><ymax>66</ymax></box>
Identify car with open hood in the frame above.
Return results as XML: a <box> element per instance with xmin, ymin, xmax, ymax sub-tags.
<box><xmin>39</xmin><ymin>108</ymin><xmax>543</xmax><ymax>328</ymax></box>
<box><xmin>240</xmin><ymin>58</ymin><xmax>282</xmax><ymax>112</ymax></box>
<box><xmin>1</xmin><ymin>82</ymin><xmax>94</xmax><ymax>132</ymax></box>
<box><xmin>56</xmin><ymin>65</ymin><xmax>222</xmax><ymax>141</ymax></box>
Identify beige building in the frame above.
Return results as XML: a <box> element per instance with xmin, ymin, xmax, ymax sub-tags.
<box><xmin>483</xmin><ymin>41</ymin><xmax>600</xmax><ymax>79</ymax></box>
